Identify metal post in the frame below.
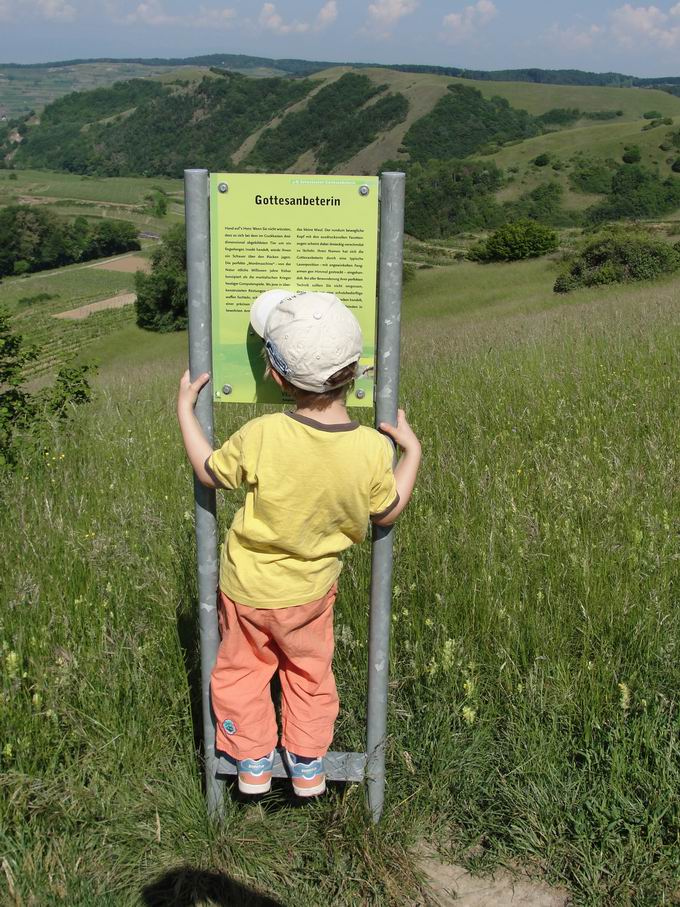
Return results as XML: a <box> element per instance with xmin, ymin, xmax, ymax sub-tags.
<box><xmin>366</xmin><ymin>172</ymin><xmax>405</xmax><ymax>823</ymax></box>
<box><xmin>184</xmin><ymin>169</ymin><xmax>223</xmax><ymax>817</ymax></box>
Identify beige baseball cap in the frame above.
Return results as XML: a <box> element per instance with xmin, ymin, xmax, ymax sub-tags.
<box><xmin>250</xmin><ymin>289</ymin><xmax>363</xmax><ymax>393</ymax></box>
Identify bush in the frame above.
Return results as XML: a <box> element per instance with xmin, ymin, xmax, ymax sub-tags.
<box><xmin>0</xmin><ymin>309</ymin><xmax>93</xmax><ymax>466</ymax></box>
<box><xmin>672</xmin><ymin>158</ymin><xmax>680</xmax><ymax>173</ymax></box>
<box><xmin>471</xmin><ymin>220</ymin><xmax>558</xmax><ymax>262</ymax></box>
<box><xmin>135</xmin><ymin>225</ymin><xmax>187</xmax><ymax>332</ymax></box>
<box><xmin>622</xmin><ymin>145</ymin><xmax>641</xmax><ymax>164</ymax></box>
<box><xmin>569</xmin><ymin>156</ymin><xmax>615</xmax><ymax>194</ymax></box>
<box><xmin>643</xmin><ymin>110</ymin><xmax>662</xmax><ymax>119</ymax></box>
<box><xmin>532</xmin><ymin>153</ymin><xmax>551</xmax><ymax>167</ymax></box>
<box><xmin>504</xmin><ymin>182</ymin><xmax>578</xmax><ymax>227</ymax></box>
<box><xmin>553</xmin><ymin>228</ymin><xmax>680</xmax><ymax>292</ymax></box>
<box><xmin>587</xmin><ymin>164</ymin><xmax>680</xmax><ymax>222</ymax></box>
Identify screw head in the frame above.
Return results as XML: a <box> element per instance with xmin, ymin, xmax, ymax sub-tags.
<box><xmin>355</xmin><ymin>388</ymin><xmax>366</xmax><ymax>399</ymax></box>
<box><xmin>218</xmin><ymin>182</ymin><xmax>228</xmax><ymax>194</ymax></box>
<box><xmin>222</xmin><ymin>384</ymin><xmax>232</xmax><ymax>395</ymax></box>
<box><xmin>359</xmin><ymin>185</ymin><xmax>370</xmax><ymax>197</ymax></box>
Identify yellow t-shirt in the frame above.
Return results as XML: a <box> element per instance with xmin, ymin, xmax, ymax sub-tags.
<box><xmin>207</xmin><ymin>411</ymin><xmax>399</xmax><ymax>608</ymax></box>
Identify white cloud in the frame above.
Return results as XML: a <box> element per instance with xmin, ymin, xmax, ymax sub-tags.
<box><xmin>123</xmin><ymin>0</ymin><xmax>235</xmax><ymax>28</ymax></box>
<box><xmin>34</xmin><ymin>0</ymin><xmax>77</xmax><ymax>19</ymax></box>
<box><xmin>611</xmin><ymin>3</ymin><xmax>680</xmax><ymax>47</ymax></box>
<box><xmin>360</xmin><ymin>0</ymin><xmax>417</xmax><ymax>39</ymax></box>
<box><xmin>366</xmin><ymin>0</ymin><xmax>417</xmax><ymax>27</ymax></box>
<box><xmin>0</xmin><ymin>0</ymin><xmax>78</xmax><ymax>21</ymax></box>
<box><xmin>442</xmin><ymin>0</ymin><xmax>497</xmax><ymax>42</ymax></box>
<box><xmin>124</xmin><ymin>0</ymin><xmax>178</xmax><ymax>25</ymax></box>
<box><xmin>194</xmin><ymin>5</ymin><xmax>236</xmax><ymax>27</ymax></box>
<box><xmin>258</xmin><ymin>1</ymin><xmax>336</xmax><ymax>34</ymax></box>
<box><xmin>543</xmin><ymin>22</ymin><xmax>603</xmax><ymax>51</ymax></box>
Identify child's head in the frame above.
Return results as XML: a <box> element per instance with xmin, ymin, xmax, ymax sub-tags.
<box><xmin>251</xmin><ymin>290</ymin><xmax>363</xmax><ymax>410</ymax></box>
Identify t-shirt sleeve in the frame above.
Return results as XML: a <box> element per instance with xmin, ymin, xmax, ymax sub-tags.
<box><xmin>206</xmin><ymin>429</ymin><xmax>246</xmax><ymax>490</ymax></box>
<box><xmin>369</xmin><ymin>435</ymin><xmax>399</xmax><ymax>520</ymax></box>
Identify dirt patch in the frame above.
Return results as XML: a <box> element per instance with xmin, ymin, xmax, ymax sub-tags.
<box><xmin>419</xmin><ymin>855</ymin><xmax>570</xmax><ymax>906</ymax></box>
<box><xmin>53</xmin><ymin>293</ymin><xmax>136</xmax><ymax>320</ymax></box>
<box><xmin>93</xmin><ymin>255</ymin><xmax>151</xmax><ymax>274</ymax></box>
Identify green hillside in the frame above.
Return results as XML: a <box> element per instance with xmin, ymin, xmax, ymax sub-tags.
<box><xmin>7</xmin><ymin>65</ymin><xmax>680</xmax><ymax>180</ymax></box>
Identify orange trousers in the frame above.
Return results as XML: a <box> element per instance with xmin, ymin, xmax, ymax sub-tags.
<box><xmin>211</xmin><ymin>584</ymin><xmax>339</xmax><ymax>761</ymax></box>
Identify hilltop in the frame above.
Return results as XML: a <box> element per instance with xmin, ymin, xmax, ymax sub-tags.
<box><xmin>2</xmin><ymin>52</ymin><xmax>680</xmax><ymax>118</ymax></box>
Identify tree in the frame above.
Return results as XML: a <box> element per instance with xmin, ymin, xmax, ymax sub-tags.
<box><xmin>470</xmin><ymin>220</ymin><xmax>558</xmax><ymax>261</ymax></box>
<box><xmin>135</xmin><ymin>225</ymin><xmax>187</xmax><ymax>332</ymax></box>
<box><xmin>622</xmin><ymin>145</ymin><xmax>641</xmax><ymax>164</ymax></box>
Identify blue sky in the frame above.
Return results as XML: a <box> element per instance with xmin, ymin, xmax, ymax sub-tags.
<box><xmin>1</xmin><ymin>0</ymin><xmax>680</xmax><ymax>76</ymax></box>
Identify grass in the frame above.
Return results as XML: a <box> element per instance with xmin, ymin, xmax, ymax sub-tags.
<box><xmin>1</xmin><ymin>260</ymin><xmax>144</xmax><ymax>377</ymax></box>
<box><xmin>1</xmin><ymin>257</ymin><xmax>679</xmax><ymax>905</ymax></box>
<box><xmin>0</xmin><ymin>168</ymin><xmax>183</xmax><ymax>206</ymax></box>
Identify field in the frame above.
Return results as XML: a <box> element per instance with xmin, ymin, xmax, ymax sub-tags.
<box><xmin>1</xmin><ymin>247</ymin><xmax>679</xmax><ymax>904</ymax></box>
<box><xmin>0</xmin><ymin>62</ymin><xmax>189</xmax><ymax>118</ymax></box>
<box><xmin>0</xmin><ymin>169</ymin><xmax>184</xmax><ymax>233</ymax></box>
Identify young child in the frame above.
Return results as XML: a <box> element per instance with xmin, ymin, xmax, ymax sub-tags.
<box><xmin>177</xmin><ymin>290</ymin><xmax>421</xmax><ymax>797</ymax></box>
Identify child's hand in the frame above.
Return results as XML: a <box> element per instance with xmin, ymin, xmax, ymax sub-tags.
<box><xmin>177</xmin><ymin>369</ymin><xmax>210</xmax><ymax>411</ymax></box>
<box><xmin>379</xmin><ymin>409</ymin><xmax>421</xmax><ymax>452</ymax></box>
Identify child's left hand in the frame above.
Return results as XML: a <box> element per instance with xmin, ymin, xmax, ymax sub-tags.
<box><xmin>177</xmin><ymin>369</ymin><xmax>210</xmax><ymax>411</ymax></box>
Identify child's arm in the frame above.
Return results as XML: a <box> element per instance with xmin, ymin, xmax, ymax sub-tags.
<box><xmin>177</xmin><ymin>370</ymin><xmax>219</xmax><ymax>489</ymax></box>
<box><xmin>373</xmin><ymin>409</ymin><xmax>421</xmax><ymax>527</ymax></box>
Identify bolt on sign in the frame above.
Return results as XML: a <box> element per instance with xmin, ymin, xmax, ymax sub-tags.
<box><xmin>210</xmin><ymin>173</ymin><xmax>379</xmax><ymax>406</ymax></box>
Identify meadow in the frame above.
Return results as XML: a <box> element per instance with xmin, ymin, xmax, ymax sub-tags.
<box><xmin>1</xmin><ymin>254</ymin><xmax>678</xmax><ymax>905</ymax></box>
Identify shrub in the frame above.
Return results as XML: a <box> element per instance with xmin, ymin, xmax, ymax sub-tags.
<box><xmin>672</xmin><ymin>158</ymin><xmax>680</xmax><ymax>173</ymax></box>
<box><xmin>532</xmin><ymin>152</ymin><xmax>551</xmax><ymax>167</ymax></box>
<box><xmin>0</xmin><ymin>310</ymin><xmax>94</xmax><ymax>466</ymax></box>
<box><xmin>587</xmin><ymin>164</ymin><xmax>680</xmax><ymax>222</ymax></box>
<box><xmin>643</xmin><ymin>110</ymin><xmax>663</xmax><ymax>119</ymax></box>
<box><xmin>569</xmin><ymin>156</ymin><xmax>615</xmax><ymax>194</ymax></box>
<box><xmin>622</xmin><ymin>145</ymin><xmax>641</xmax><ymax>164</ymax></box>
<box><xmin>135</xmin><ymin>225</ymin><xmax>187</xmax><ymax>332</ymax></box>
<box><xmin>553</xmin><ymin>228</ymin><xmax>680</xmax><ymax>292</ymax></box>
<box><xmin>471</xmin><ymin>220</ymin><xmax>558</xmax><ymax>262</ymax></box>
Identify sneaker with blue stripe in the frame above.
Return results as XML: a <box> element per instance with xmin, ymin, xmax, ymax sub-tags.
<box><xmin>283</xmin><ymin>750</ymin><xmax>326</xmax><ymax>797</ymax></box>
<box><xmin>236</xmin><ymin>750</ymin><xmax>275</xmax><ymax>795</ymax></box>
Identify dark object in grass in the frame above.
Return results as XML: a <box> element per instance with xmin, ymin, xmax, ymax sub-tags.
<box><xmin>141</xmin><ymin>866</ymin><xmax>284</xmax><ymax>907</ymax></box>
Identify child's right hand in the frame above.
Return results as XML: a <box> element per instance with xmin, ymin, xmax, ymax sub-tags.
<box><xmin>379</xmin><ymin>409</ymin><xmax>421</xmax><ymax>452</ymax></box>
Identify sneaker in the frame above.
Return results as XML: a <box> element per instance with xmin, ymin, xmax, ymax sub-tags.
<box><xmin>284</xmin><ymin>750</ymin><xmax>326</xmax><ymax>797</ymax></box>
<box><xmin>236</xmin><ymin>750</ymin><xmax>275</xmax><ymax>795</ymax></box>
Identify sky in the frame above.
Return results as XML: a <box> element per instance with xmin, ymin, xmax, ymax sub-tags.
<box><xmin>1</xmin><ymin>0</ymin><xmax>680</xmax><ymax>77</ymax></box>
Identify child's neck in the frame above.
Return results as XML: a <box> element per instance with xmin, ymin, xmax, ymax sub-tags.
<box><xmin>294</xmin><ymin>400</ymin><xmax>351</xmax><ymax>425</ymax></box>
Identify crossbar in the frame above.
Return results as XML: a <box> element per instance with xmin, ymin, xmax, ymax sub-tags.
<box><xmin>216</xmin><ymin>749</ymin><xmax>367</xmax><ymax>782</ymax></box>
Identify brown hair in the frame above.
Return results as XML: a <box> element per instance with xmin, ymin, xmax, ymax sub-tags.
<box><xmin>268</xmin><ymin>359</ymin><xmax>357</xmax><ymax>411</ymax></box>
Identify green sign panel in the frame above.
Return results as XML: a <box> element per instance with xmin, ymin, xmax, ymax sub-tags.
<box><xmin>210</xmin><ymin>173</ymin><xmax>379</xmax><ymax>406</ymax></box>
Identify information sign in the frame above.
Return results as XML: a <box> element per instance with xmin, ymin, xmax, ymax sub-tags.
<box><xmin>210</xmin><ymin>173</ymin><xmax>379</xmax><ymax>405</ymax></box>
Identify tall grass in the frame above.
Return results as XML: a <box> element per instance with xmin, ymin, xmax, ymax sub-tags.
<box><xmin>1</xmin><ymin>270</ymin><xmax>679</xmax><ymax>904</ymax></box>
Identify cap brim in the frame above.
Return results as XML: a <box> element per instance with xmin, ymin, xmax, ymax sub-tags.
<box><xmin>250</xmin><ymin>289</ymin><xmax>293</xmax><ymax>337</ymax></box>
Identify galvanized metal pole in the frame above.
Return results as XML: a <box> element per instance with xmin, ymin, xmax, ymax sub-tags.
<box><xmin>366</xmin><ymin>172</ymin><xmax>405</xmax><ymax>823</ymax></box>
<box><xmin>184</xmin><ymin>169</ymin><xmax>223</xmax><ymax>817</ymax></box>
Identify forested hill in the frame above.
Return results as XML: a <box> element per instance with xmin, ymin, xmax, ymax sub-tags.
<box><xmin>6</xmin><ymin>65</ymin><xmax>680</xmax><ymax>181</ymax></box>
